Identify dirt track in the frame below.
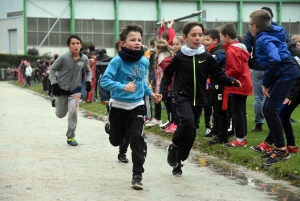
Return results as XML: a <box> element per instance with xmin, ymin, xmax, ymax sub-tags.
<box><xmin>0</xmin><ymin>81</ymin><xmax>298</xmax><ymax>201</ymax></box>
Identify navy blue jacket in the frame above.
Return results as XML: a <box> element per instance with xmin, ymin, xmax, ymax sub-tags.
<box><xmin>255</xmin><ymin>25</ymin><xmax>300</xmax><ymax>87</ymax></box>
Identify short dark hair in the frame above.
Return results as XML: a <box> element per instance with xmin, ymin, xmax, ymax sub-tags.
<box><xmin>250</xmin><ymin>9</ymin><xmax>271</xmax><ymax>32</ymax></box>
<box><xmin>204</xmin><ymin>29</ymin><xmax>220</xmax><ymax>42</ymax></box>
<box><xmin>182</xmin><ymin>21</ymin><xmax>204</xmax><ymax>36</ymax></box>
<box><xmin>119</xmin><ymin>24</ymin><xmax>143</xmax><ymax>41</ymax></box>
<box><xmin>88</xmin><ymin>44</ymin><xmax>95</xmax><ymax>51</ymax></box>
<box><xmin>162</xmin><ymin>31</ymin><xmax>169</xmax><ymax>41</ymax></box>
<box><xmin>220</xmin><ymin>23</ymin><xmax>237</xmax><ymax>40</ymax></box>
<box><xmin>261</xmin><ymin>6</ymin><xmax>273</xmax><ymax>18</ymax></box>
<box><xmin>67</xmin><ymin>34</ymin><xmax>82</xmax><ymax>46</ymax></box>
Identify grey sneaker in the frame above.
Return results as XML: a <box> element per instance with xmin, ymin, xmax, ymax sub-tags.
<box><xmin>131</xmin><ymin>174</ymin><xmax>143</xmax><ymax>190</ymax></box>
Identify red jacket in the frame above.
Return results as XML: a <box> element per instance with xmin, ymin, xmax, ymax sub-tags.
<box><xmin>222</xmin><ymin>41</ymin><xmax>253</xmax><ymax>110</ymax></box>
<box><xmin>158</xmin><ymin>26</ymin><xmax>176</xmax><ymax>46</ymax></box>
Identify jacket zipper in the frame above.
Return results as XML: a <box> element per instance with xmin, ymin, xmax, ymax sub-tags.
<box><xmin>193</xmin><ymin>55</ymin><xmax>196</xmax><ymax>106</ymax></box>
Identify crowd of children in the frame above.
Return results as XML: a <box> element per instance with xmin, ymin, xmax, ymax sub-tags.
<box><xmin>42</xmin><ymin>6</ymin><xmax>300</xmax><ymax>191</ymax></box>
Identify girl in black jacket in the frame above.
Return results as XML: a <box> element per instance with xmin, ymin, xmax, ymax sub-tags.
<box><xmin>160</xmin><ymin>21</ymin><xmax>241</xmax><ymax>176</ymax></box>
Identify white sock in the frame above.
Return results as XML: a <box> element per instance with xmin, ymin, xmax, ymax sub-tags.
<box><xmin>236</xmin><ymin>138</ymin><xmax>245</xmax><ymax>142</ymax></box>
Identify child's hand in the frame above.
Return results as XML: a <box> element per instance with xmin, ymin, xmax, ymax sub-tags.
<box><xmin>283</xmin><ymin>98</ymin><xmax>291</xmax><ymax>105</ymax></box>
<box><xmin>124</xmin><ymin>80</ymin><xmax>136</xmax><ymax>92</ymax></box>
<box><xmin>151</xmin><ymin>93</ymin><xmax>162</xmax><ymax>104</ymax></box>
<box><xmin>262</xmin><ymin>86</ymin><xmax>270</xmax><ymax>97</ymax></box>
<box><xmin>167</xmin><ymin>20</ymin><xmax>174</xmax><ymax>29</ymax></box>
<box><xmin>161</xmin><ymin>18</ymin><xmax>165</xmax><ymax>27</ymax></box>
<box><xmin>232</xmin><ymin>80</ymin><xmax>242</xmax><ymax>88</ymax></box>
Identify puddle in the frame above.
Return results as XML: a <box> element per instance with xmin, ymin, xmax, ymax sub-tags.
<box><xmin>193</xmin><ymin>155</ymin><xmax>300</xmax><ymax>201</ymax></box>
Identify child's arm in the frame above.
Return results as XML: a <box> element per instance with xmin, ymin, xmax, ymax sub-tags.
<box><xmin>167</xmin><ymin>20</ymin><xmax>176</xmax><ymax>46</ymax></box>
<box><xmin>286</xmin><ymin>77</ymin><xmax>300</xmax><ymax>103</ymax></box>
<box><xmin>100</xmin><ymin>58</ymin><xmax>125</xmax><ymax>92</ymax></box>
<box><xmin>49</xmin><ymin>56</ymin><xmax>63</xmax><ymax>85</ymax></box>
<box><xmin>84</xmin><ymin>59</ymin><xmax>92</xmax><ymax>82</ymax></box>
<box><xmin>209</xmin><ymin>56</ymin><xmax>236</xmax><ymax>87</ymax></box>
<box><xmin>259</xmin><ymin>39</ymin><xmax>281</xmax><ymax>88</ymax></box>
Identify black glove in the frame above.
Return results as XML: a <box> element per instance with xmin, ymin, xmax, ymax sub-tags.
<box><xmin>86</xmin><ymin>81</ymin><xmax>91</xmax><ymax>92</ymax></box>
<box><xmin>52</xmin><ymin>83</ymin><xmax>61</xmax><ymax>97</ymax></box>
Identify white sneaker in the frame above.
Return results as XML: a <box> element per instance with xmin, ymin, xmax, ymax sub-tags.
<box><xmin>206</xmin><ymin>128</ymin><xmax>211</xmax><ymax>134</ymax></box>
<box><xmin>159</xmin><ymin>120</ymin><xmax>170</xmax><ymax>128</ymax></box>
<box><xmin>145</xmin><ymin>118</ymin><xmax>162</xmax><ymax>127</ymax></box>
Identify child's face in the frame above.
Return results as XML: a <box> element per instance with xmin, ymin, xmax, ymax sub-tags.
<box><xmin>203</xmin><ymin>35</ymin><xmax>218</xmax><ymax>50</ymax></box>
<box><xmin>120</xmin><ymin>31</ymin><xmax>142</xmax><ymax>50</ymax></box>
<box><xmin>172</xmin><ymin>38</ymin><xmax>182</xmax><ymax>53</ymax></box>
<box><xmin>220</xmin><ymin>33</ymin><xmax>230</xmax><ymax>45</ymax></box>
<box><xmin>248</xmin><ymin>20</ymin><xmax>258</xmax><ymax>37</ymax></box>
<box><xmin>90</xmin><ymin>54</ymin><xmax>97</xmax><ymax>60</ymax></box>
<box><xmin>183</xmin><ymin>26</ymin><xmax>203</xmax><ymax>49</ymax></box>
<box><xmin>68</xmin><ymin>38</ymin><xmax>82</xmax><ymax>55</ymax></box>
<box><xmin>294</xmin><ymin>39</ymin><xmax>300</xmax><ymax>49</ymax></box>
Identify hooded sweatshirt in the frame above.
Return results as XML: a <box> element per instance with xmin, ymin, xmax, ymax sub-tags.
<box><xmin>255</xmin><ymin>25</ymin><xmax>300</xmax><ymax>88</ymax></box>
<box><xmin>222</xmin><ymin>41</ymin><xmax>253</xmax><ymax>110</ymax></box>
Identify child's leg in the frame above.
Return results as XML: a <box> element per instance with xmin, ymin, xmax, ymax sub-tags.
<box><xmin>108</xmin><ymin>107</ymin><xmax>127</xmax><ymax>146</ymax></box>
<box><xmin>127</xmin><ymin>106</ymin><xmax>147</xmax><ymax>175</ymax></box>
<box><xmin>231</xmin><ymin>95</ymin><xmax>247</xmax><ymax>139</ymax></box>
<box><xmin>164</xmin><ymin>97</ymin><xmax>172</xmax><ymax>123</ymax></box>
<box><xmin>264</xmin><ymin>79</ymin><xmax>297</xmax><ymax>148</ymax></box>
<box><xmin>66</xmin><ymin>93</ymin><xmax>81</xmax><ymax>138</ymax></box>
<box><xmin>280</xmin><ymin>93</ymin><xmax>300</xmax><ymax>146</ymax></box>
<box><xmin>177</xmin><ymin>105</ymin><xmax>202</xmax><ymax>161</ymax></box>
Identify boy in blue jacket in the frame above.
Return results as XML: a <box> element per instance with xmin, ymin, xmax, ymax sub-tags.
<box><xmin>100</xmin><ymin>24</ymin><xmax>161</xmax><ymax>190</ymax></box>
<box><xmin>248</xmin><ymin>9</ymin><xmax>300</xmax><ymax>165</ymax></box>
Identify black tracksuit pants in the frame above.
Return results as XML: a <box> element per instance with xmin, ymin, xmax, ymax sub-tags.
<box><xmin>212</xmin><ymin>85</ymin><xmax>228</xmax><ymax>141</ymax></box>
<box><xmin>173</xmin><ymin>100</ymin><xmax>202</xmax><ymax>161</ymax></box>
<box><xmin>108</xmin><ymin>105</ymin><xmax>147</xmax><ymax>175</ymax></box>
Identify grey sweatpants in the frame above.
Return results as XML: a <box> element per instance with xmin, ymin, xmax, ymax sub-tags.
<box><xmin>55</xmin><ymin>93</ymin><xmax>81</xmax><ymax>138</ymax></box>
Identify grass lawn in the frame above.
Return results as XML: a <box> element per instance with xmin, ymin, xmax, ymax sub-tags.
<box><xmin>11</xmin><ymin>81</ymin><xmax>300</xmax><ymax>185</ymax></box>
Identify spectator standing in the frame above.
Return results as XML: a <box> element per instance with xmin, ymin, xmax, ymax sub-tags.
<box><xmin>248</xmin><ymin>9</ymin><xmax>300</xmax><ymax>165</ymax></box>
<box><xmin>220</xmin><ymin>24</ymin><xmax>253</xmax><ymax>148</ymax></box>
<box><xmin>25</xmin><ymin>62</ymin><xmax>33</xmax><ymax>87</ymax></box>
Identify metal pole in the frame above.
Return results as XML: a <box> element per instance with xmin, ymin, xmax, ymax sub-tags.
<box><xmin>156</xmin><ymin>10</ymin><xmax>205</xmax><ymax>26</ymax></box>
<box><xmin>114</xmin><ymin>0</ymin><xmax>119</xmax><ymax>43</ymax></box>
<box><xmin>23</xmin><ymin>0</ymin><xmax>27</xmax><ymax>54</ymax></box>
<box><xmin>70</xmin><ymin>0</ymin><xmax>75</xmax><ymax>34</ymax></box>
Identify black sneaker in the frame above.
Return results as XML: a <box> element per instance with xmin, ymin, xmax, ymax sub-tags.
<box><xmin>131</xmin><ymin>174</ymin><xmax>143</xmax><ymax>190</ymax></box>
<box><xmin>203</xmin><ymin>131</ymin><xmax>216</xmax><ymax>138</ymax></box>
<box><xmin>167</xmin><ymin>144</ymin><xmax>178</xmax><ymax>167</ymax></box>
<box><xmin>160</xmin><ymin>121</ymin><xmax>170</xmax><ymax>131</ymax></box>
<box><xmin>172</xmin><ymin>163</ymin><xmax>183</xmax><ymax>176</ymax></box>
<box><xmin>263</xmin><ymin>149</ymin><xmax>291</xmax><ymax>165</ymax></box>
<box><xmin>207</xmin><ymin>137</ymin><xmax>228</xmax><ymax>145</ymax></box>
<box><xmin>118</xmin><ymin>153</ymin><xmax>129</xmax><ymax>163</ymax></box>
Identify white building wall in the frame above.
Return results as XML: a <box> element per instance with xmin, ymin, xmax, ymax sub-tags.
<box><xmin>203</xmin><ymin>2</ymin><xmax>238</xmax><ymax>22</ymax></box>
<box><xmin>0</xmin><ymin>0</ymin><xmax>23</xmax><ymax>19</ymax></box>
<box><xmin>27</xmin><ymin>0</ymin><xmax>70</xmax><ymax>18</ymax></box>
<box><xmin>119</xmin><ymin>0</ymin><xmax>156</xmax><ymax>21</ymax></box>
<box><xmin>75</xmin><ymin>0</ymin><xmax>114</xmax><ymax>20</ymax></box>
<box><xmin>0</xmin><ymin>17</ymin><xmax>24</xmax><ymax>54</ymax></box>
<box><xmin>282</xmin><ymin>3</ymin><xmax>300</xmax><ymax>22</ymax></box>
<box><xmin>242</xmin><ymin>3</ymin><xmax>277</xmax><ymax>23</ymax></box>
<box><xmin>6</xmin><ymin>0</ymin><xmax>23</xmax><ymax>12</ymax></box>
<box><xmin>161</xmin><ymin>1</ymin><xmax>198</xmax><ymax>22</ymax></box>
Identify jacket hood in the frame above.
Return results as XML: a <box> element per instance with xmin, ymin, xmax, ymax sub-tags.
<box><xmin>224</xmin><ymin>41</ymin><xmax>250</xmax><ymax>62</ymax></box>
<box><xmin>259</xmin><ymin>25</ymin><xmax>287</xmax><ymax>43</ymax></box>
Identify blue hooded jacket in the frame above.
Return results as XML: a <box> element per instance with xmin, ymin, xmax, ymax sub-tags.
<box><xmin>255</xmin><ymin>25</ymin><xmax>300</xmax><ymax>87</ymax></box>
